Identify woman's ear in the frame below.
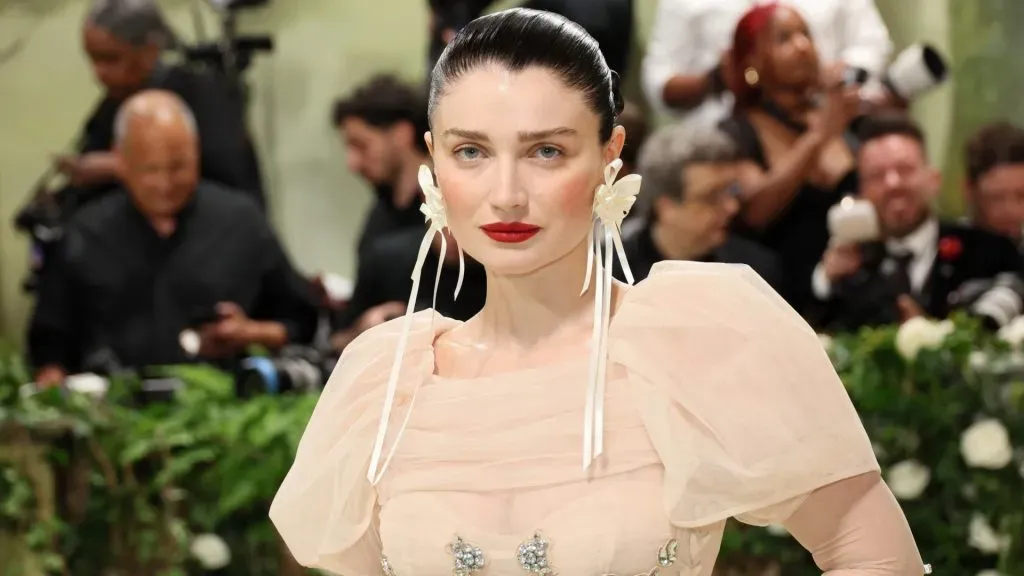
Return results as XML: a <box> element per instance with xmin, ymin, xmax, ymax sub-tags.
<box><xmin>425</xmin><ymin>132</ymin><xmax>434</xmax><ymax>158</ymax></box>
<box><xmin>604</xmin><ymin>124</ymin><xmax>626</xmax><ymax>166</ymax></box>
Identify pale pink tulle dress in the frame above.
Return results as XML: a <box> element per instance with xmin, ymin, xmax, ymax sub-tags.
<box><xmin>270</xmin><ymin>262</ymin><xmax>880</xmax><ymax>575</ymax></box>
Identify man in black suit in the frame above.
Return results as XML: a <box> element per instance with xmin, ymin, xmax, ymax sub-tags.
<box><xmin>812</xmin><ymin>113</ymin><xmax>1024</xmax><ymax>332</ymax></box>
<box><xmin>616</xmin><ymin>121</ymin><xmax>783</xmax><ymax>289</ymax></box>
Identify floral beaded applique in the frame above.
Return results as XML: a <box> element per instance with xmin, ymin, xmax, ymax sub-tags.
<box><xmin>447</xmin><ymin>536</ymin><xmax>486</xmax><ymax>575</ymax></box>
<box><xmin>379</xmin><ymin>535</ymin><xmax>679</xmax><ymax>575</ymax></box>
<box><xmin>517</xmin><ymin>532</ymin><xmax>555</xmax><ymax>574</ymax></box>
<box><xmin>601</xmin><ymin>539</ymin><xmax>678</xmax><ymax>576</ymax></box>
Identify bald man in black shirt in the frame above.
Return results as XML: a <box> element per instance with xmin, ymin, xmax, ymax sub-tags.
<box><xmin>30</xmin><ymin>90</ymin><xmax>315</xmax><ymax>386</ymax></box>
<box><xmin>56</xmin><ymin>0</ymin><xmax>264</xmax><ymax>211</ymax></box>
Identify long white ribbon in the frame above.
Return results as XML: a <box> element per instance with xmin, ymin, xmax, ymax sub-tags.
<box><xmin>367</xmin><ymin>167</ymin><xmax>464</xmax><ymax>485</ymax></box>
<box><xmin>581</xmin><ymin>159</ymin><xmax>642</xmax><ymax>470</ymax></box>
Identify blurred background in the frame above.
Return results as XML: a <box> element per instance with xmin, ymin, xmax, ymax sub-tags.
<box><xmin>1</xmin><ymin>0</ymin><xmax>1022</xmax><ymax>343</ymax></box>
<box><xmin>3</xmin><ymin>2</ymin><xmax>1024</xmax><ymax>575</ymax></box>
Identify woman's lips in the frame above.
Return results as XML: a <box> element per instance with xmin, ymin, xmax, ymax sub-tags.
<box><xmin>479</xmin><ymin>222</ymin><xmax>541</xmax><ymax>243</ymax></box>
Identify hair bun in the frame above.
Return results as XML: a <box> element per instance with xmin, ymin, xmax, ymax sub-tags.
<box><xmin>609</xmin><ymin>70</ymin><xmax>625</xmax><ymax>118</ymax></box>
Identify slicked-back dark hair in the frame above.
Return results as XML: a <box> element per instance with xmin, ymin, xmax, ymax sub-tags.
<box><xmin>428</xmin><ymin>8</ymin><xmax>623</xmax><ymax>142</ymax></box>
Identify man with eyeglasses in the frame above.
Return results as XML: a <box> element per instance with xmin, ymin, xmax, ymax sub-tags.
<box><xmin>616</xmin><ymin>121</ymin><xmax>782</xmax><ymax>288</ymax></box>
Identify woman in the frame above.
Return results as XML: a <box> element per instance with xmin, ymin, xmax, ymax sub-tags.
<box><xmin>722</xmin><ymin>3</ymin><xmax>861</xmax><ymax>314</ymax></box>
<box><xmin>271</xmin><ymin>8</ymin><xmax>925</xmax><ymax>575</ymax></box>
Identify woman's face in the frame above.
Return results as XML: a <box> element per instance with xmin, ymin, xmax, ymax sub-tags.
<box><xmin>759</xmin><ymin>7</ymin><xmax>819</xmax><ymax>89</ymax></box>
<box><xmin>427</xmin><ymin>64</ymin><xmax>624</xmax><ymax>276</ymax></box>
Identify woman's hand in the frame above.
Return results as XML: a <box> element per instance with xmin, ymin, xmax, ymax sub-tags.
<box><xmin>812</xmin><ymin>83</ymin><xmax>861</xmax><ymax>141</ymax></box>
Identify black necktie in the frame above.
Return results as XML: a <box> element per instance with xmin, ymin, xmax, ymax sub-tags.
<box><xmin>890</xmin><ymin>251</ymin><xmax>915</xmax><ymax>296</ymax></box>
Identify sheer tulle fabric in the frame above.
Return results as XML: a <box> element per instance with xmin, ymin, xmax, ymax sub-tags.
<box><xmin>270</xmin><ymin>262</ymin><xmax>882</xmax><ymax>575</ymax></box>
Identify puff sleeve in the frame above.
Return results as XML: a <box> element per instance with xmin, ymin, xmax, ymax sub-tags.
<box><xmin>608</xmin><ymin>261</ymin><xmax>881</xmax><ymax>527</ymax></box>
<box><xmin>270</xmin><ymin>311</ymin><xmax>439</xmax><ymax>573</ymax></box>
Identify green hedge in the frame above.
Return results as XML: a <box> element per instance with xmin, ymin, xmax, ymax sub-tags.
<box><xmin>2</xmin><ymin>316</ymin><xmax>1022</xmax><ymax>575</ymax></box>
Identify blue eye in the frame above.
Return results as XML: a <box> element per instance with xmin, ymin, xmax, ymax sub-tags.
<box><xmin>454</xmin><ymin>146</ymin><xmax>482</xmax><ymax>161</ymax></box>
<box><xmin>534</xmin><ymin>145</ymin><xmax>562</xmax><ymax>159</ymax></box>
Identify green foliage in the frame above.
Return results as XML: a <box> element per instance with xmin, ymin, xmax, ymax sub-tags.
<box><xmin>719</xmin><ymin>316</ymin><xmax>1024</xmax><ymax>574</ymax></box>
<box><xmin>0</xmin><ymin>356</ymin><xmax>317</xmax><ymax>575</ymax></box>
<box><xmin>1</xmin><ymin>317</ymin><xmax>1022</xmax><ymax>574</ymax></box>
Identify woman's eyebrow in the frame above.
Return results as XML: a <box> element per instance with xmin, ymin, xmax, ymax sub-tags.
<box><xmin>441</xmin><ymin>127</ymin><xmax>577</xmax><ymax>142</ymax></box>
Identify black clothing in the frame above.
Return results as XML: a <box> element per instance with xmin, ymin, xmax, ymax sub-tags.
<box><xmin>28</xmin><ymin>182</ymin><xmax>317</xmax><ymax>374</ymax></box>
<box><xmin>521</xmin><ymin>0</ymin><xmax>635</xmax><ymax>78</ymax></box>
<box><xmin>814</xmin><ymin>222</ymin><xmax>1024</xmax><ymax>332</ymax></box>
<box><xmin>427</xmin><ymin>0</ymin><xmax>495</xmax><ymax>70</ymax></box>
<box><xmin>720</xmin><ymin>114</ymin><xmax>858</xmax><ymax>313</ymax></box>
<box><xmin>617</xmin><ymin>219</ymin><xmax>784</xmax><ymax>291</ymax></box>
<box><xmin>355</xmin><ymin>187</ymin><xmax>426</xmax><ymax>265</ymax></box>
<box><xmin>334</xmin><ymin>227</ymin><xmax>487</xmax><ymax>330</ymax></box>
<box><xmin>72</xmin><ymin>63</ymin><xmax>264</xmax><ymax>210</ymax></box>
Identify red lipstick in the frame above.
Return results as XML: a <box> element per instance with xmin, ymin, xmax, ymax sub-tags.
<box><xmin>479</xmin><ymin>222</ymin><xmax>541</xmax><ymax>243</ymax></box>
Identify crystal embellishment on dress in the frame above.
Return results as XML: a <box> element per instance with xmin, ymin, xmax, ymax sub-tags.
<box><xmin>656</xmin><ymin>539</ymin><xmax>678</xmax><ymax>567</ymax></box>
<box><xmin>446</xmin><ymin>536</ymin><xmax>486</xmax><ymax>575</ymax></box>
<box><xmin>517</xmin><ymin>531</ymin><xmax>556</xmax><ymax>574</ymax></box>
<box><xmin>380</xmin><ymin>554</ymin><xmax>397</xmax><ymax>576</ymax></box>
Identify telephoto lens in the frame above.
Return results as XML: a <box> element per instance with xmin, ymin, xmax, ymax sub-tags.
<box><xmin>234</xmin><ymin>347</ymin><xmax>334</xmax><ymax>398</ymax></box>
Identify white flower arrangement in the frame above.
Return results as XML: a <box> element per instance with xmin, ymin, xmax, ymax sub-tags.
<box><xmin>960</xmin><ymin>418</ymin><xmax>1014</xmax><ymax>470</ymax></box>
<box><xmin>190</xmin><ymin>532</ymin><xmax>231</xmax><ymax>570</ymax></box>
<box><xmin>885</xmin><ymin>459</ymin><xmax>931</xmax><ymax>500</ymax></box>
<box><xmin>996</xmin><ymin>315</ymin><xmax>1024</xmax><ymax>348</ymax></box>
<box><xmin>895</xmin><ymin>317</ymin><xmax>954</xmax><ymax>360</ymax></box>
<box><xmin>968</xmin><ymin>514</ymin><xmax>1011</xmax><ymax>555</ymax></box>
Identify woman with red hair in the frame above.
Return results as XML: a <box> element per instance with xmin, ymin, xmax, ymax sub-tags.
<box><xmin>722</xmin><ymin>2</ymin><xmax>861</xmax><ymax>314</ymax></box>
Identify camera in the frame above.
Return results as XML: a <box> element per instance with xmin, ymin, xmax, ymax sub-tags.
<box><xmin>12</xmin><ymin>167</ymin><xmax>80</xmax><ymax>292</ymax></box>
<box><xmin>234</xmin><ymin>346</ymin><xmax>336</xmax><ymax>397</ymax></box>
<box><xmin>182</xmin><ymin>0</ymin><xmax>274</xmax><ymax>105</ymax></box>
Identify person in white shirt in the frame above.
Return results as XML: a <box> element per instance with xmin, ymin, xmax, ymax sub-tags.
<box><xmin>642</xmin><ymin>0</ymin><xmax>892</xmax><ymax>125</ymax></box>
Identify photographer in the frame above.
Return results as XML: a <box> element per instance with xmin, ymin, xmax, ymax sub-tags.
<box><xmin>29</xmin><ymin>91</ymin><xmax>316</xmax><ymax>387</ymax></box>
<box><xmin>58</xmin><ymin>0</ymin><xmax>264</xmax><ymax>212</ymax></box>
<box><xmin>812</xmin><ymin>114</ymin><xmax>1024</xmax><ymax>332</ymax></box>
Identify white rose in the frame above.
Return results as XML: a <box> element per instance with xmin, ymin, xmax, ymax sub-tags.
<box><xmin>968</xmin><ymin>514</ymin><xmax>1010</xmax><ymax>554</ymax></box>
<box><xmin>190</xmin><ymin>533</ymin><xmax>231</xmax><ymax>569</ymax></box>
<box><xmin>969</xmin><ymin>351</ymin><xmax>990</xmax><ymax>370</ymax></box>
<box><xmin>997</xmin><ymin>315</ymin><xmax>1024</xmax><ymax>347</ymax></box>
<box><xmin>895</xmin><ymin>317</ymin><xmax>954</xmax><ymax>360</ymax></box>
<box><xmin>885</xmin><ymin>460</ymin><xmax>931</xmax><ymax>500</ymax></box>
<box><xmin>960</xmin><ymin>418</ymin><xmax>1014</xmax><ymax>469</ymax></box>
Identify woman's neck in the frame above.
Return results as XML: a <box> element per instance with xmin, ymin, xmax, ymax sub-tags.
<box><xmin>763</xmin><ymin>87</ymin><xmax>814</xmax><ymax>118</ymax></box>
<box><xmin>472</xmin><ymin>239</ymin><xmax>610</xmax><ymax>349</ymax></box>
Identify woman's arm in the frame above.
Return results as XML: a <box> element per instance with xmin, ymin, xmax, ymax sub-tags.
<box><xmin>783</xmin><ymin>471</ymin><xmax>925</xmax><ymax>575</ymax></box>
<box><xmin>738</xmin><ymin>128</ymin><xmax>828</xmax><ymax>229</ymax></box>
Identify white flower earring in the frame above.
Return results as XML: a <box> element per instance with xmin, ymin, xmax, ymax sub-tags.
<box><xmin>581</xmin><ymin>158</ymin><xmax>642</xmax><ymax>470</ymax></box>
<box><xmin>367</xmin><ymin>164</ymin><xmax>465</xmax><ymax>485</ymax></box>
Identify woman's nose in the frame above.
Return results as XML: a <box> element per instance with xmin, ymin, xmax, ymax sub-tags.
<box><xmin>488</xmin><ymin>161</ymin><xmax>527</xmax><ymax>212</ymax></box>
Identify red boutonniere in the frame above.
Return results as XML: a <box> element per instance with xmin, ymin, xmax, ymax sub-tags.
<box><xmin>938</xmin><ymin>236</ymin><xmax>963</xmax><ymax>261</ymax></box>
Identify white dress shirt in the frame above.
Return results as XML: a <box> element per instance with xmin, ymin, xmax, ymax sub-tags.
<box><xmin>812</xmin><ymin>218</ymin><xmax>938</xmax><ymax>301</ymax></box>
<box><xmin>641</xmin><ymin>0</ymin><xmax>893</xmax><ymax>124</ymax></box>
